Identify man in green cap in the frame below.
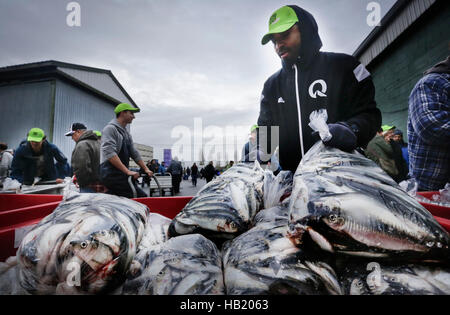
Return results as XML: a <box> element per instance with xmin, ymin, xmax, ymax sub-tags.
<box><xmin>99</xmin><ymin>103</ymin><xmax>153</xmax><ymax>198</ymax></box>
<box><xmin>10</xmin><ymin>128</ymin><xmax>70</xmax><ymax>185</ymax></box>
<box><xmin>257</xmin><ymin>5</ymin><xmax>381</xmax><ymax>173</ymax></box>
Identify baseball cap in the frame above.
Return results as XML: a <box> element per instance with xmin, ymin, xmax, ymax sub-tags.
<box><xmin>93</xmin><ymin>130</ymin><xmax>102</xmax><ymax>137</ymax></box>
<box><xmin>250</xmin><ymin>124</ymin><xmax>259</xmax><ymax>132</ymax></box>
<box><xmin>381</xmin><ymin>125</ymin><xmax>395</xmax><ymax>132</ymax></box>
<box><xmin>114</xmin><ymin>103</ymin><xmax>140</xmax><ymax>114</ymax></box>
<box><xmin>261</xmin><ymin>6</ymin><xmax>299</xmax><ymax>45</ymax></box>
<box><xmin>27</xmin><ymin>128</ymin><xmax>45</xmax><ymax>142</ymax></box>
<box><xmin>65</xmin><ymin>122</ymin><xmax>87</xmax><ymax>136</ymax></box>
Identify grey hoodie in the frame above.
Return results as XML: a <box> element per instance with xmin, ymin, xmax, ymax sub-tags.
<box><xmin>100</xmin><ymin>119</ymin><xmax>142</xmax><ymax>164</ymax></box>
<box><xmin>71</xmin><ymin>130</ymin><xmax>101</xmax><ymax>187</ymax></box>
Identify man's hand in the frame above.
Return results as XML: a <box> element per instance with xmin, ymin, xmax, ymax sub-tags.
<box><xmin>145</xmin><ymin>169</ymin><xmax>154</xmax><ymax>178</ymax></box>
<box><xmin>127</xmin><ymin>170</ymin><xmax>140</xmax><ymax>180</ymax></box>
<box><xmin>55</xmin><ymin>178</ymin><xmax>64</xmax><ymax>184</ymax></box>
<box><xmin>323</xmin><ymin>122</ymin><xmax>357</xmax><ymax>152</ymax></box>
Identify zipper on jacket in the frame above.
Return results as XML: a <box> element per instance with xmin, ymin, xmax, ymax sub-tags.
<box><xmin>293</xmin><ymin>64</ymin><xmax>305</xmax><ymax>157</ymax></box>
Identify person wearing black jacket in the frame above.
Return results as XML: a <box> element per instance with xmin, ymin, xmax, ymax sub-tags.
<box><xmin>257</xmin><ymin>5</ymin><xmax>381</xmax><ymax>172</ymax></box>
<box><xmin>204</xmin><ymin>161</ymin><xmax>216</xmax><ymax>183</ymax></box>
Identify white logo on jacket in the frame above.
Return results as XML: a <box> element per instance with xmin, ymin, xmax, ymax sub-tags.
<box><xmin>309</xmin><ymin>79</ymin><xmax>327</xmax><ymax>98</ymax></box>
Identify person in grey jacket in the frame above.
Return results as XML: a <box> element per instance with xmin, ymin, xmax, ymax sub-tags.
<box><xmin>100</xmin><ymin>103</ymin><xmax>153</xmax><ymax>198</ymax></box>
<box><xmin>66</xmin><ymin>123</ymin><xmax>102</xmax><ymax>193</ymax></box>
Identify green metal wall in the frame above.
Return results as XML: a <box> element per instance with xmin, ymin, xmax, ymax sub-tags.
<box><xmin>368</xmin><ymin>3</ymin><xmax>449</xmax><ymax>135</ymax></box>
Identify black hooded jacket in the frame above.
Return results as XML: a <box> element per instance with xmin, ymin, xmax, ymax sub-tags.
<box><xmin>257</xmin><ymin>5</ymin><xmax>381</xmax><ymax>172</ymax></box>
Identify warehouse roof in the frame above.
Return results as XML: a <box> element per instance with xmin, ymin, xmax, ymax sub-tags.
<box><xmin>0</xmin><ymin>60</ymin><xmax>138</xmax><ymax>108</ymax></box>
<box><xmin>353</xmin><ymin>0</ymin><xmax>437</xmax><ymax>66</ymax></box>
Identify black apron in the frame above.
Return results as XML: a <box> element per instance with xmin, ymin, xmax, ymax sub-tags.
<box><xmin>100</xmin><ymin>126</ymin><xmax>147</xmax><ymax>198</ymax></box>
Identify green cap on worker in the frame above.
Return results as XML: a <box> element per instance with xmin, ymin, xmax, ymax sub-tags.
<box><xmin>261</xmin><ymin>6</ymin><xmax>299</xmax><ymax>45</ymax></box>
<box><xmin>250</xmin><ymin>124</ymin><xmax>259</xmax><ymax>132</ymax></box>
<box><xmin>93</xmin><ymin>130</ymin><xmax>102</xmax><ymax>137</ymax></box>
<box><xmin>382</xmin><ymin>125</ymin><xmax>395</xmax><ymax>132</ymax></box>
<box><xmin>114</xmin><ymin>103</ymin><xmax>140</xmax><ymax>114</ymax></box>
<box><xmin>27</xmin><ymin>128</ymin><xmax>45</xmax><ymax>142</ymax></box>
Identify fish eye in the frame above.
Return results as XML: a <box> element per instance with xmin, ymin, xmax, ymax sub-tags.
<box><xmin>357</xmin><ymin>280</ymin><xmax>363</xmax><ymax>287</ymax></box>
<box><xmin>80</xmin><ymin>241</ymin><xmax>88</xmax><ymax>249</ymax></box>
<box><xmin>100</xmin><ymin>230</ymin><xmax>107</xmax><ymax>236</ymax></box>
<box><xmin>230</xmin><ymin>222</ymin><xmax>237</xmax><ymax>229</ymax></box>
<box><xmin>328</xmin><ymin>214</ymin><xmax>337</xmax><ymax>222</ymax></box>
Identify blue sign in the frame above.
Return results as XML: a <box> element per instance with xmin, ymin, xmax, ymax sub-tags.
<box><xmin>164</xmin><ymin>149</ymin><xmax>172</xmax><ymax>166</ymax></box>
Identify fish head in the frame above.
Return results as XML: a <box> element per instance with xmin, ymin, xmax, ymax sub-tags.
<box><xmin>349</xmin><ymin>278</ymin><xmax>370</xmax><ymax>295</ymax></box>
<box><xmin>288</xmin><ymin>197</ymin><xmax>348</xmax><ymax>252</ymax></box>
<box><xmin>90</xmin><ymin>228</ymin><xmax>122</xmax><ymax>256</ymax></box>
<box><xmin>69</xmin><ymin>236</ymin><xmax>114</xmax><ymax>271</ymax></box>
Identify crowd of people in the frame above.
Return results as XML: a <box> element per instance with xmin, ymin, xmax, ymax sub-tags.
<box><xmin>1</xmin><ymin>5</ymin><xmax>448</xmax><ymax>197</ymax></box>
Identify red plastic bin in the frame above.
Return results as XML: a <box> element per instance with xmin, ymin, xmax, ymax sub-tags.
<box><xmin>416</xmin><ymin>191</ymin><xmax>450</xmax><ymax>220</ymax></box>
<box><xmin>0</xmin><ymin>195</ymin><xmax>192</xmax><ymax>262</ymax></box>
<box><xmin>0</xmin><ymin>194</ymin><xmax>63</xmax><ymax>212</ymax></box>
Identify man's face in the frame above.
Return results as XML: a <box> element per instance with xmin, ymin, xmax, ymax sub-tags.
<box><xmin>384</xmin><ymin>130</ymin><xmax>394</xmax><ymax>142</ymax></box>
<box><xmin>121</xmin><ymin>110</ymin><xmax>136</xmax><ymax>124</ymax></box>
<box><xmin>393</xmin><ymin>134</ymin><xmax>402</xmax><ymax>142</ymax></box>
<box><xmin>29</xmin><ymin>140</ymin><xmax>43</xmax><ymax>153</ymax></box>
<box><xmin>71</xmin><ymin>130</ymin><xmax>83</xmax><ymax>142</ymax></box>
<box><xmin>271</xmin><ymin>24</ymin><xmax>301</xmax><ymax>64</ymax></box>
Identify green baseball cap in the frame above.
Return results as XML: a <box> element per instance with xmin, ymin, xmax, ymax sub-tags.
<box><xmin>250</xmin><ymin>124</ymin><xmax>259</xmax><ymax>132</ymax></box>
<box><xmin>27</xmin><ymin>128</ymin><xmax>45</xmax><ymax>142</ymax></box>
<box><xmin>261</xmin><ymin>6</ymin><xmax>299</xmax><ymax>45</ymax></box>
<box><xmin>381</xmin><ymin>125</ymin><xmax>395</xmax><ymax>132</ymax></box>
<box><xmin>114</xmin><ymin>103</ymin><xmax>140</xmax><ymax>114</ymax></box>
<box><xmin>93</xmin><ymin>130</ymin><xmax>102</xmax><ymax>137</ymax></box>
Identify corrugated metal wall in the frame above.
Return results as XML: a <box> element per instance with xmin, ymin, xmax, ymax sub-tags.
<box><xmin>58</xmin><ymin>67</ymin><xmax>134</xmax><ymax>105</ymax></box>
<box><xmin>0</xmin><ymin>80</ymin><xmax>53</xmax><ymax>151</ymax></box>
<box><xmin>369</xmin><ymin>0</ymin><xmax>449</xmax><ymax>136</ymax></box>
<box><xmin>53</xmin><ymin>79</ymin><xmax>116</xmax><ymax>162</ymax></box>
<box><xmin>359</xmin><ymin>0</ymin><xmax>436</xmax><ymax>66</ymax></box>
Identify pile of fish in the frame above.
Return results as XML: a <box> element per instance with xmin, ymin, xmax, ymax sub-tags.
<box><xmin>223</xmin><ymin>203</ymin><xmax>342</xmax><ymax>295</ymax></box>
<box><xmin>339</xmin><ymin>262</ymin><xmax>450</xmax><ymax>295</ymax></box>
<box><xmin>168</xmin><ymin>162</ymin><xmax>266</xmax><ymax>242</ymax></box>
<box><xmin>121</xmin><ymin>234</ymin><xmax>224</xmax><ymax>295</ymax></box>
<box><xmin>288</xmin><ymin>142</ymin><xmax>450</xmax><ymax>263</ymax></box>
<box><xmin>16</xmin><ymin>193</ymin><xmax>149</xmax><ymax>294</ymax></box>
<box><xmin>2</xmin><ymin>137</ymin><xmax>450</xmax><ymax>295</ymax></box>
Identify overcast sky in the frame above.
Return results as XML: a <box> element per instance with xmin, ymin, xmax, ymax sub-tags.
<box><xmin>0</xmin><ymin>0</ymin><xmax>397</xmax><ymax>163</ymax></box>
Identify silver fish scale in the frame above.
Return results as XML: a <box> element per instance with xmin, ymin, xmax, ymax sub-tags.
<box><xmin>288</xmin><ymin>142</ymin><xmax>450</xmax><ymax>262</ymax></box>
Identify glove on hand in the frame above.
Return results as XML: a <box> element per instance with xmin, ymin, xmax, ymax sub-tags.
<box><xmin>323</xmin><ymin>122</ymin><xmax>357</xmax><ymax>152</ymax></box>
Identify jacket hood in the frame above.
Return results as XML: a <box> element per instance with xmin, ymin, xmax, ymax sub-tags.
<box><xmin>283</xmin><ymin>5</ymin><xmax>323</xmax><ymax>69</ymax></box>
<box><xmin>424</xmin><ymin>56</ymin><xmax>450</xmax><ymax>75</ymax></box>
<box><xmin>78</xmin><ymin>130</ymin><xmax>98</xmax><ymax>142</ymax></box>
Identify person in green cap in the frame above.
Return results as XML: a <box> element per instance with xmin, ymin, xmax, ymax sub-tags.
<box><xmin>257</xmin><ymin>5</ymin><xmax>381</xmax><ymax>173</ymax></box>
<box><xmin>99</xmin><ymin>103</ymin><xmax>153</xmax><ymax>198</ymax></box>
<box><xmin>10</xmin><ymin>128</ymin><xmax>70</xmax><ymax>185</ymax></box>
